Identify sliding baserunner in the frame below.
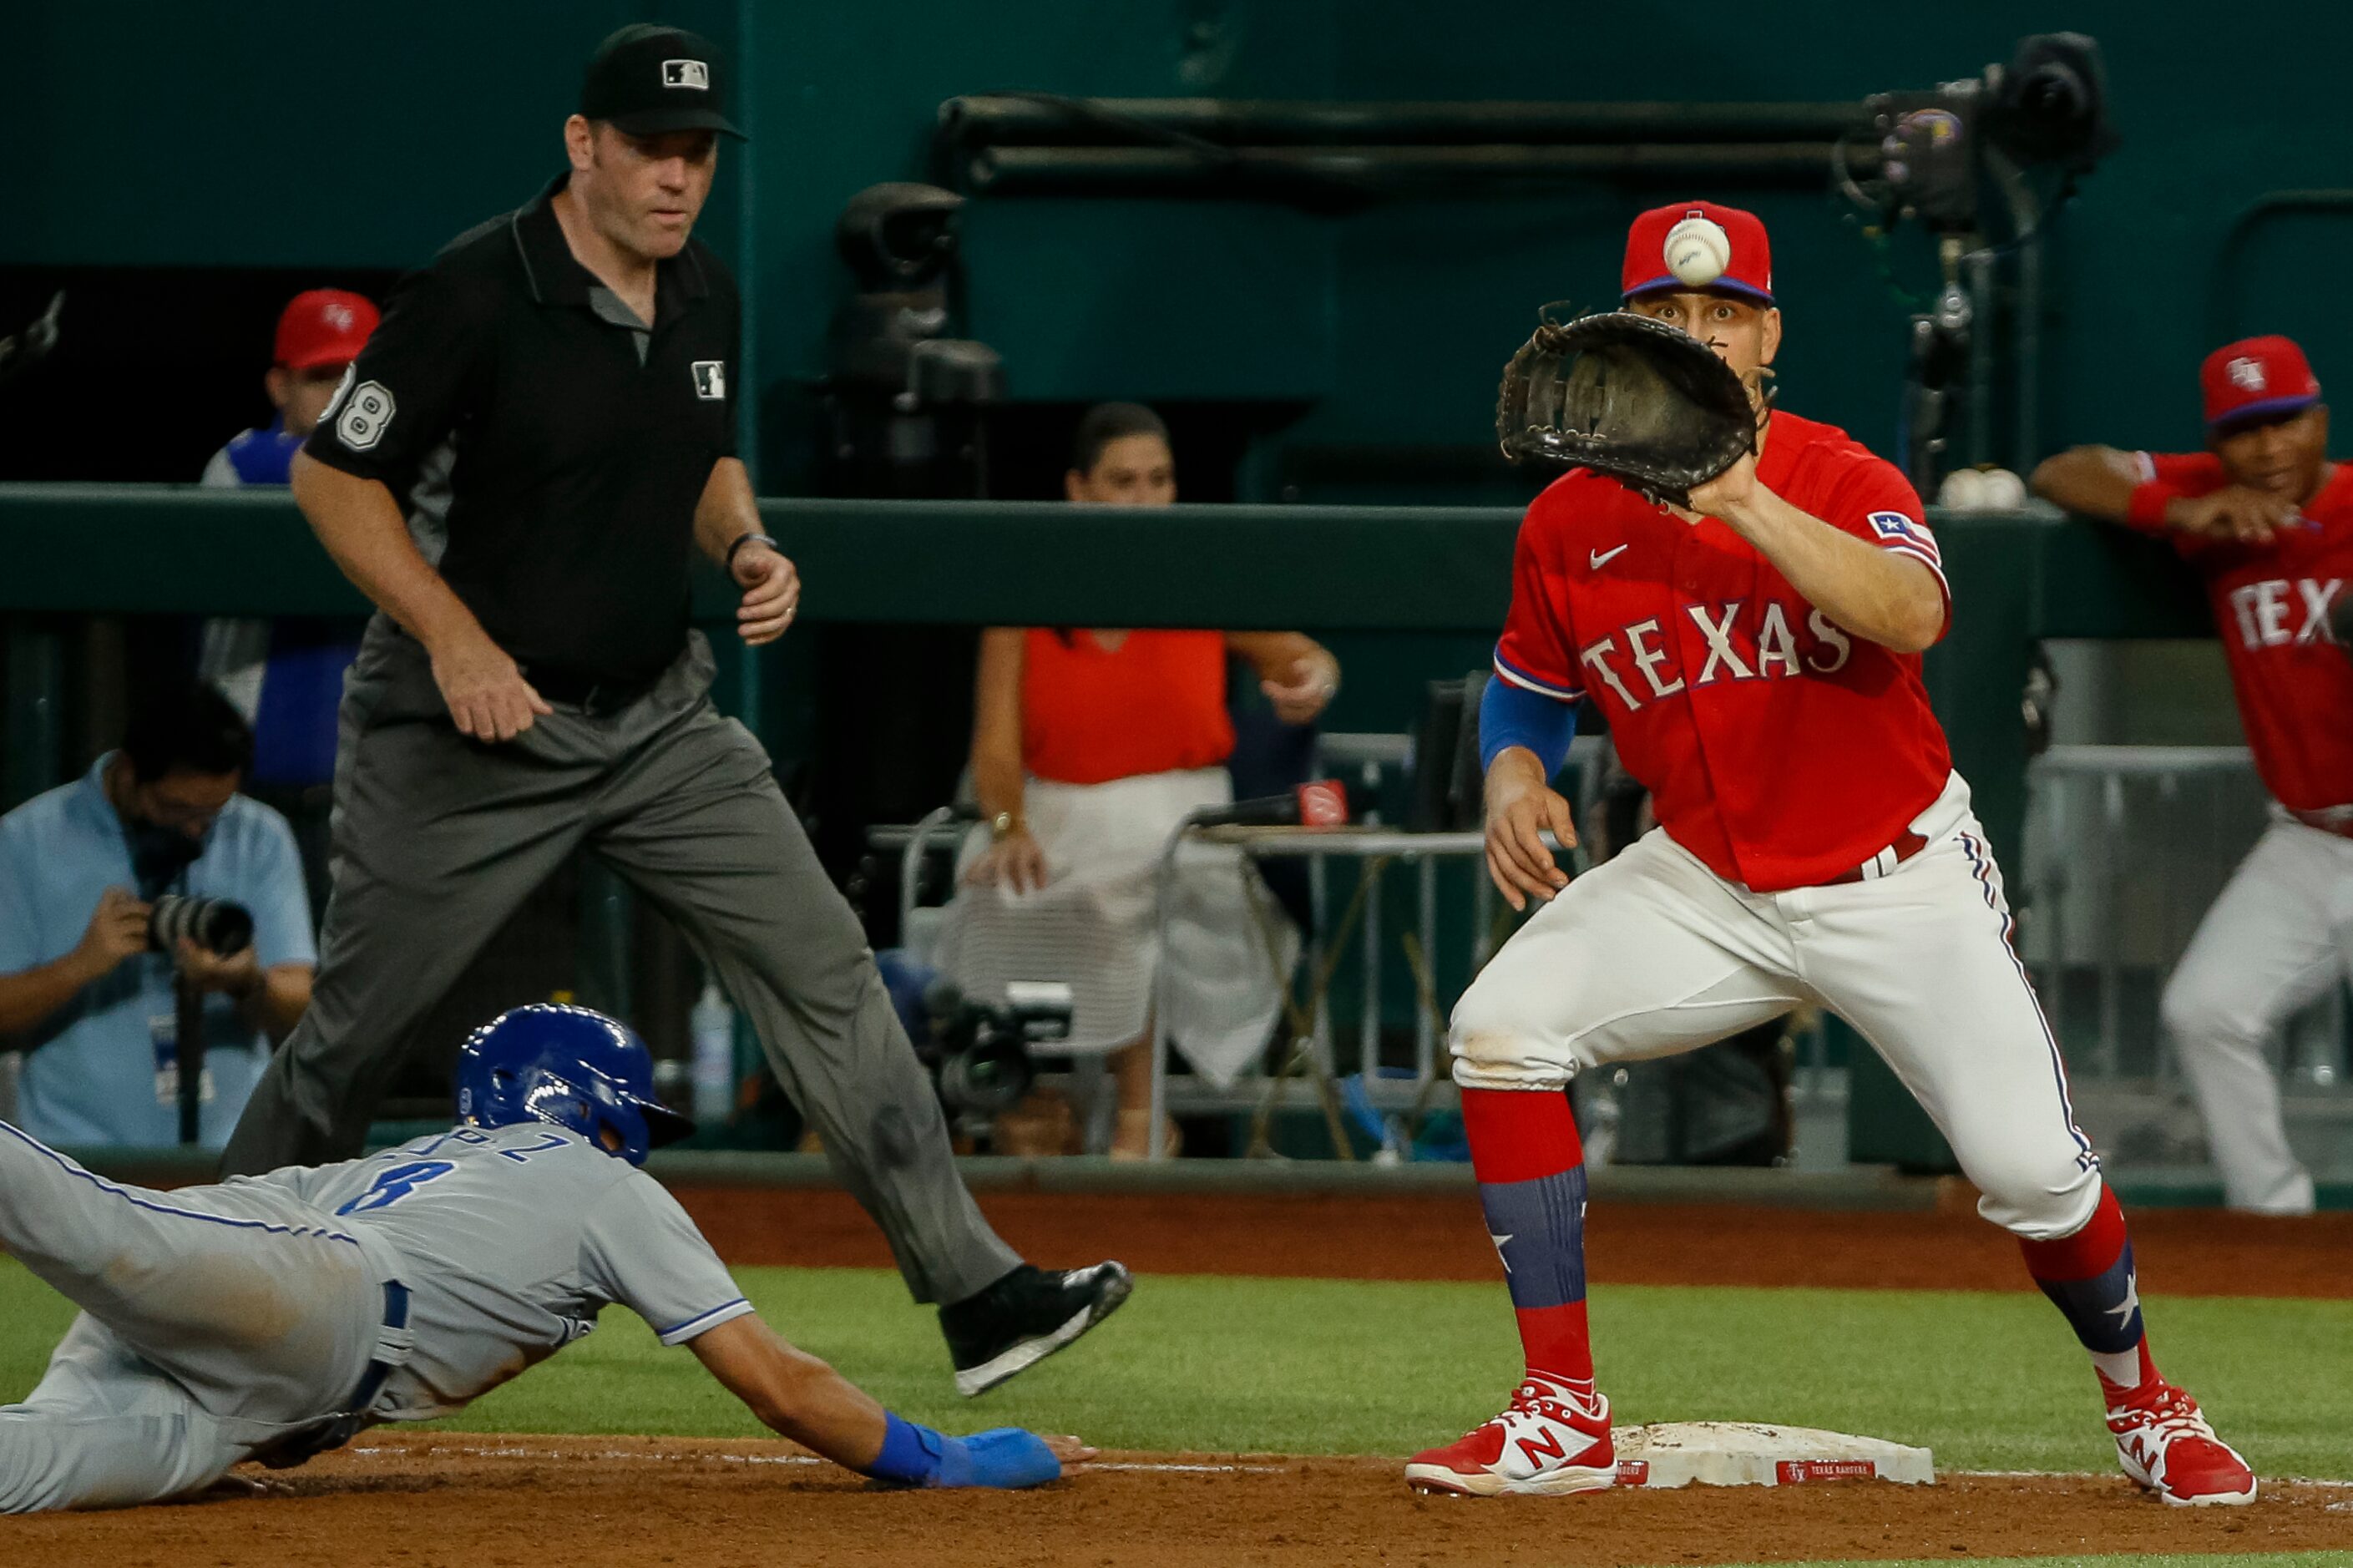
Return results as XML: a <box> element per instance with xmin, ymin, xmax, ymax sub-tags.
<box><xmin>0</xmin><ymin>1004</ymin><xmax>1075</xmax><ymax>1511</ymax></box>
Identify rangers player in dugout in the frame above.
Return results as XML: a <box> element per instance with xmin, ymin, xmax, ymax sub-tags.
<box><xmin>219</xmin><ymin>24</ymin><xmax>1128</xmax><ymax>1395</ymax></box>
<box><xmin>2033</xmin><ymin>334</ymin><xmax>2353</xmax><ymax>1216</ymax></box>
<box><xmin>1404</xmin><ymin>202</ymin><xmax>2254</xmax><ymax>1506</ymax></box>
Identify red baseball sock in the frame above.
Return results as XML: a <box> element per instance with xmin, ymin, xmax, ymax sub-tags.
<box><xmin>1462</xmin><ymin>1086</ymin><xmax>1594</xmax><ymax>1388</ymax></box>
<box><xmin>2018</xmin><ymin>1186</ymin><xmax>2159</xmax><ymax>1397</ymax></box>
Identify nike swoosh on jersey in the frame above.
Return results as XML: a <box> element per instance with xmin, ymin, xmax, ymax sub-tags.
<box><xmin>1589</xmin><ymin>544</ymin><xmax>1630</xmax><ymax>569</ymax></box>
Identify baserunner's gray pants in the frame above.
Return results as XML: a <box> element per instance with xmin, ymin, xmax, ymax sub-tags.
<box><xmin>0</xmin><ymin>1122</ymin><xmax>389</xmax><ymax>1510</ymax></box>
<box><xmin>221</xmin><ymin>624</ymin><xmax>1020</xmax><ymax>1304</ymax></box>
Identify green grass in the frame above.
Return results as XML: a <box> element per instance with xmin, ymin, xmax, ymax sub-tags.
<box><xmin>4</xmin><ymin>1261</ymin><xmax>2345</xmax><ymax>1480</ymax></box>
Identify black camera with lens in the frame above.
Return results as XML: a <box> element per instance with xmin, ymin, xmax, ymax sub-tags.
<box><xmin>148</xmin><ymin>894</ymin><xmax>254</xmax><ymax>957</ymax></box>
<box><xmin>918</xmin><ymin>978</ymin><xmax>1075</xmax><ymax>1119</ymax></box>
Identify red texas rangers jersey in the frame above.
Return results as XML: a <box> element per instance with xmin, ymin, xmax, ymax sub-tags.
<box><xmin>1495</xmin><ymin>409</ymin><xmax>1953</xmax><ymax>892</ymax></box>
<box><xmin>2129</xmin><ymin>452</ymin><xmax>2353</xmax><ymax>815</ymax></box>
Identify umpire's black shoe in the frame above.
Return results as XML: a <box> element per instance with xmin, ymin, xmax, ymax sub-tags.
<box><xmin>941</xmin><ymin>1261</ymin><xmax>1133</xmax><ymax>1397</ymax></box>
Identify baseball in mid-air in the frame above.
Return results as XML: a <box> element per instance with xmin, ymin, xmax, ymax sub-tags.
<box><xmin>1664</xmin><ymin>217</ymin><xmax>1731</xmax><ymax>288</ymax></box>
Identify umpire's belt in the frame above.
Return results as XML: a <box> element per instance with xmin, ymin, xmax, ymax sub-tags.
<box><xmin>528</xmin><ymin>665</ymin><xmax>662</xmax><ymax>715</ymax></box>
<box><xmin>253</xmin><ymin>1278</ymin><xmax>412</xmax><ymax>1471</ymax></box>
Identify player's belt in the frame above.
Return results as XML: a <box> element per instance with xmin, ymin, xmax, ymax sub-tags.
<box><xmin>2289</xmin><ymin>807</ymin><xmax>2353</xmax><ymax>839</ymax></box>
<box><xmin>345</xmin><ymin>1280</ymin><xmax>412</xmax><ymax>1414</ymax></box>
<box><xmin>1827</xmin><ymin>829</ymin><xmax>1929</xmax><ymax>886</ymax></box>
<box><xmin>252</xmin><ymin>1279</ymin><xmax>412</xmax><ymax>1472</ymax></box>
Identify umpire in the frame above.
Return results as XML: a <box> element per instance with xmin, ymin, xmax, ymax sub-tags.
<box><xmin>220</xmin><ymin>24</ymin><xmax>1129</xmax><ymax>1396</ymax></box>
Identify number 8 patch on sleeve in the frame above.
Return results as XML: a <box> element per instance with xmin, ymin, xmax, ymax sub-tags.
<box><xmin>335</xmin><ymin>378</ymin><xmax>397</xmax><ymax>451</ymax></box>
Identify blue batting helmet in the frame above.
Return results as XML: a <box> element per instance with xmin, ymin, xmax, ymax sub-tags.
<box><xmin>454</xmin><ymin>1004</ymin><xmax>694</xmax><ymax>1166</ymax></box>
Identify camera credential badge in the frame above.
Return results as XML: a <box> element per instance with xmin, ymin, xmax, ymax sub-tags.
<box><xmin>149</xmin><ymin>1011</ymin><xmax>215</xmax><ymax>1106</ymax></box>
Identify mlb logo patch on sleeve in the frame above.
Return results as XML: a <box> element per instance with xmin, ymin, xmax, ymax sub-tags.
<box><xmin>691</xmin><ymin>362</ymin><xmax>726</xmax><ymax>400</ymax></box>
<box><xmin>1869</xmin><ymin>511</ymin><xmax>1939</xmax><ymax>559</ymax></box>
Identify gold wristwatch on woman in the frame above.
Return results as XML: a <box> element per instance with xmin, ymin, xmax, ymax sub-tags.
<box><xmin>989</xmin><ymin>810</ymin><xmax>1023</xmax><ymax>842</ymax></box>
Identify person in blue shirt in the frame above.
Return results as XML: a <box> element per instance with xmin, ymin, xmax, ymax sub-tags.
<box><xmin>0</xmin><ymin>684</ymin><xmax>316</xmax><ymax>1148</ymax></box>
<box><xmin>198</xmin><ymin>290</ymin><xmax>380</xmax><ymax>792</ymax></box>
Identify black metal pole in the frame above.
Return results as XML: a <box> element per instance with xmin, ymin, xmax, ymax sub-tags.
<box><xmin>175</xmin><ymin>975</ymin><xmax>202</xmax><ymax>1146</ymax></box>
<box><xmin>961</xmin><ymin>142</ymin><xmax>1867</xmax><ymax>197</ymax></box>
<box><xmin>939</xmin><ymin>96</ymin><xmax>1873</xmax><ymax>149</ymax></box>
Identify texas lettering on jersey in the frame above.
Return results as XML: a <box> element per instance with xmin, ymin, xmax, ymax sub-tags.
<box><xmin>2128</xmin><ymin>451</ymin><xmax>2353</xmax><ymax>812</ymax></box>
<box><xmin>1573</xmin><ymin>599</ymin><xmax>1856</xmax><ymax>711</ymax></box>
<box><xmin>2218</xmin><ymin>575</ymin><xmax>2342</xmax><ymax>651</ymax></box>
<box><xmin>1495</xmin><ymin>410</ymin><xmax>1955</xmax><ymax>893</ymax></box>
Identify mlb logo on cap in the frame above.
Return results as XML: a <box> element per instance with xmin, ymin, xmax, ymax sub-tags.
<box><xmin>2201</xmin><ymin>335</ymin><xmax>2321</xmax><ymax>431</ymax></box>
<box><xmin>662</xmin><ymin>58</ymin><xmax>709</xmax><ymax>90</ymax></box>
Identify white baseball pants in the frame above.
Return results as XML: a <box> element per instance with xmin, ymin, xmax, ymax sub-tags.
<box><xmin>2160</xmin><ymin>815</ymin><xmax>2351</xmax><ymax>1214</ymax></box>
<box><xmin>1452</xmin><ymin>774</ymin><xmax>2103</xmax><ymax>1240</ymax></box>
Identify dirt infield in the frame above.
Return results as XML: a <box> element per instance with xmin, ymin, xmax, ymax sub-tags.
<box><xmin>5</xmin><ymin>1432</ymin><xmax>2346</xmax><ymax>1567</ymax></box>
<box><xmin>674</xmin><ymin>1183</ymin><xmax>2353</xmax><ymax>1297</ymax></box>
<box><xmin>10</xmin><ymin>1184</ymin><xmax>2346</xmax><ymax>1560</ymax></box>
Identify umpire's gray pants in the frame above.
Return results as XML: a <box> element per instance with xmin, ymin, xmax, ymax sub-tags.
<box><xmin>221</xmin><ymin>625</ymin><xmax>1020</xmax><ymax>1304</ymax></box>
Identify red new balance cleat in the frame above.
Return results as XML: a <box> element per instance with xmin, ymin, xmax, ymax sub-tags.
<box><xmin>2107</xmin><ymin>1379</ymin><xmax>2256</xmax><ymax>1506</ymax></box>
<box><xmin>1405</xmin><ymin>1376</ymin><xmax>1615</xmax><ymax>1496</ymax></box>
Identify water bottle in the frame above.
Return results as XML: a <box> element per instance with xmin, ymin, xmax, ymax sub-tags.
<box><xmin>691</xmin><ymin>980</ymin><xmax>735</xmax><ymax>1127</ymax></box>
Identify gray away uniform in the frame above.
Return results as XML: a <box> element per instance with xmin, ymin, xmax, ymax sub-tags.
<box><xmin>0</xmin><ymin>1120</ymin><xmax>749</xmax><ymax>1512</ymax></box>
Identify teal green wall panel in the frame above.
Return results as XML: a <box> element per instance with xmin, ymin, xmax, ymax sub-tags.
<box><xmin>19</xmin><ymin>0</ymin><xmax>2353</xmax><ymax>470</ymax></box>
<box><xmin>960</xmin><ymin>200</ymin><xmax>1333</xmax><ymax>402</ymax></box>
<box><xmin>739</xmin><ymin>2</ymin><xmax>1339</xmax><ymax>394</ymax></box>
<box><xmin>9</xmin><ymin>3</ymin><xmax>741</xmax><ymax>269</ymax></box>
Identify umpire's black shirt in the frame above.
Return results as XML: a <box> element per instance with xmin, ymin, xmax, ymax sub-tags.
<box><xmin>306</xmin><ymin>174</ymin><xmax>739</xmax><ymax>685</ymax></box>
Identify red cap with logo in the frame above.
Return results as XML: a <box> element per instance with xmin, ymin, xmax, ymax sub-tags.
<box><xmin>1622</xmin><ymin>200</ymin><xmax>1774</xmax><ymax>306</ymax></box>
<box><xmin>274</xmin><ymin>289</ymin><xmax>379</xmax><ymax>372</ymax></box>
<box><xmin>2201</xmin><ymin>335</ymin><xmax>2321</xmax><ymax>431</ymax></box>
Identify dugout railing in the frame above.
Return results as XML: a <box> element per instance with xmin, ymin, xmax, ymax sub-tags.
<box><xmin>0</xmin><ymin>483</ymin><xmax>2214</xmax><ymax>1171</ymax></box>
<box><xmin>2020</xmin><ymin>742</ymin><xmax>2352</xmax><ymax>1189</ymax></box>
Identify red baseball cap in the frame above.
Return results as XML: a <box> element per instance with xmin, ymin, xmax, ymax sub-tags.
<box><xmin>274</xmin><ymin>289</ymin><xmax>378</xmax><ymax>371</ymax></box>
<box><xmin>1622</xmin><ymin>200</ymin><xmax>1774</xmax><ymax>306</ymax></box>
<box><xmin>2201</xmin><ymin>336</ymin><xmax>2321</xmax><ymax>431</ymax></box>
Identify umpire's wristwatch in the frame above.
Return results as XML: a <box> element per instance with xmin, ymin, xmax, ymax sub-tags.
<box><xmin>725</xmin><ymin>532</ymin><xmax>779</xmax><ymax>570</ymax></box>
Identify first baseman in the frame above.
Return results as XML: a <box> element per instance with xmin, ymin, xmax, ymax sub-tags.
<box><xmin>0</xmin><ymin>1005</ymin><xmax>1076</xmax><ymax>1512</ymax></box>
<box><xmin>2033</xmin><ymin>334</ymin><xmax>2353</xmax><ymax>1214</ymax></box>
<box><xmin>1406</xmin><ymin>201</ymin><xmax>2254</xmax><ymax>1506</ymax></box>
<box><xmin>219</xmin><ymin>24</ymin><xmax>1127</xmax><ymax>1393</ymax></box>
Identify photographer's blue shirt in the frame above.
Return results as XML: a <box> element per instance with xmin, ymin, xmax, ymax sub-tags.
<box><xmin>0</xmin><ymin>756</ymin><xmax>316</xmax><ymax>1148</ymax></box>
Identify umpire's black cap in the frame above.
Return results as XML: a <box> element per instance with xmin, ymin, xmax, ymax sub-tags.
<box><xmin>579</xmin><ymin>23</ymin><xmax>745</xmax><ymax>140</ymax></box>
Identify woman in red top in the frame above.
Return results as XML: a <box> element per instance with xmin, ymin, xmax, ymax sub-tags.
<box><xmin>941</xmin><ymin>405</ymin><xmax>1338</xmax><ymax>1157</ymax></box>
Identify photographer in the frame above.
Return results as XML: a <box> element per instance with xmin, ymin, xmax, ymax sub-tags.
<box><xmin>0</xmin><ymin>684</ymin><xmax>314</xmax><ymax>1148</ymax></box>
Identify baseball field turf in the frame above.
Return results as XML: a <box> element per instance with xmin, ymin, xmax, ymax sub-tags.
<box><xmin>6</xmin><ymin>1257</ymin><xmax>2350</xmax><ymax>1565</ymax></box>
<box><xmin>4</xmin><ymin>1260</ymin><xmax>2348</xmax><ymax>1474</ymax></box>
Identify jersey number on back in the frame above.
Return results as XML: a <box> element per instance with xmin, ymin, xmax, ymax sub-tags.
<box><xmin>336</xmin><ymin>1159</ymin><xmax>457</xmax><ymax>1215</ymax></box>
